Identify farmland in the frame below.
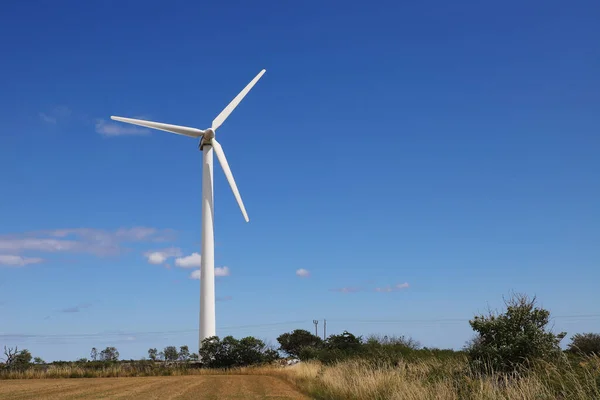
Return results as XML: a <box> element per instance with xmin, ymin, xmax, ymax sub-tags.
<box><xmin>0</xmin><ymin>375</ymin><xmax>308</xmax><ymax>400</ymax></box>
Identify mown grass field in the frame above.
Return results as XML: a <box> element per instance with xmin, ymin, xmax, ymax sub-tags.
<box><xmin>0</xmin><ymin>375</ymin><xmax>309</xmax><ymax>400</ymax></box>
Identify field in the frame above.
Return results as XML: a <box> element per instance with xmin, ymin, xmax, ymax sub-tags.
<box><xmin>0</xmin><ymin>375</ymin><xmax>309</xmax><ymax>400</ymax></box>
<box><xmin>2</xmin><ymin>356</ymin><xmax>600</xmax><ymax>400</ymax></box>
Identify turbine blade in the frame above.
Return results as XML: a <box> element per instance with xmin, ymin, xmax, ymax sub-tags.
<box><xmin>110</xmin><ymin>116</ymin><xmax>204</xmax><ymax>138</ymax></box>
<box><xmin>211</xmin><ymin>69</ymin><xmax>266</xmax><ymax>131</ymax></box>
<box><xmin>211</xmin><ymin>139</ymin><xmax>249</xmax><ymax>222</ymax></box>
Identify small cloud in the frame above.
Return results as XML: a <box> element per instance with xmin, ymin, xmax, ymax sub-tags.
<box><xmin>39</xmin><ymin>106</ymin><xmax>71</xmax><ymax>124</ymax></box>
<box><xmin>331</xmin><ymin>287</ymin><xmax>361</xmax><ymax>293</ymax></box>
<box><xmin>96</xmin><ymin>119</ymin><xmax>149</xmax><ymax>137</ymax></box>
<box><xmin>296</xmin><ymin>268</ymin><xmax>310</xmax><ymax>278</ymax></box>
<box><xmin>0</xmin><ymin>255</ymin><xmax>44</xmax><ymax>267</ymax></box>
<box><xmin>60</xmin><ymin>303</ymin><xmax>92</xmax><ymax>313</ymax></box>
<box><xmin>144</xmin><ymin>247</ymin><xmax>182</xmax><ymax>266</ymax></box>
<box><xmin>375</xmin><ymin>282</ymin><xmax>410</xmax><ymax>292</ymax></box>
<box><xmin>39</xmin><ymin>113</ymin><xmax>56</xmax><ymax>124</ymax></box>
<box><xmin>175</xmin><ymin>252</ymin><xmax>201</xmax><ymax>268</ymax></box>
<box><xmin>217</xmin><ymin>296</ymin><xmax>233</xmax><ymax>302</ymax></box>
<box><xmin>189</xmin><ymin>266</ymin><xmax>230</xmax><ymax>280</ymax></box>
<box><xmin>190</xmin><ymin>269</ymin><xmax>201</xmax><ymax>280</ymax></box>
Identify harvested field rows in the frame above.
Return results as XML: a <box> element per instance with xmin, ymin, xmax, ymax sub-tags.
<box><xmin>0</xmin><ymin>375</ymin><xmax>309</xmax><ymax>400</ymax></box>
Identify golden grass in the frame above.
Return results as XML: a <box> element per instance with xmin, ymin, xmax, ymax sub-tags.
<box><xmin>280</xmin><ymin>356</ymin><xmax>600</xmax><ymax>400</ymax></box>
<box><xmin>2</xmin><ymin>355</ymin><xmax>599</xmax><ymax>400</ymax></box>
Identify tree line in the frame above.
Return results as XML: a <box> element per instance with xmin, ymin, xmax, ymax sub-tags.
<box><xmin>2</xmin><ymin>293</ymin><xmax>600</xmax><ymax>373</ymax></box>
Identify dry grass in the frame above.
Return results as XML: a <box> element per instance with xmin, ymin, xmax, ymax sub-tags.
<box><xmin>280</xmin><ymin>356</ymin><xmax>600</xmax><ymax>400</ymax></box>
<box><xmin>2</xmin><ymin>355</ymin><xmax>599</xmax><ymax>399</ymax></box>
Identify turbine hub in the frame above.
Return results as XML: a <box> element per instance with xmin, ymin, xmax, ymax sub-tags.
<box><xmin>204</xmin><ymin>129</ymin><xmax>215</xmax><ymax>140</ymax></box>
<box><xmin>199</xmin><ymin>129</ymin><xmax>215</xmax><ymax>150</ymax></box>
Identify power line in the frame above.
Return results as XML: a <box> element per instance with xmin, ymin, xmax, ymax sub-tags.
<box><xmin>2</xmin><ymin>314</ymin><xmax>599</xmax><ymax>342</ymax></box>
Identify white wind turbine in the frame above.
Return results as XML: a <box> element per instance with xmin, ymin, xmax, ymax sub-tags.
<box><xmin>110</xmin><ymin>69</ymin><xmax>266</xmax><ymax>352</ymax></box>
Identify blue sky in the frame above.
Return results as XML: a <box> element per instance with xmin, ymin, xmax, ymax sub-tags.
<box><xmin>1</xmin><ymin>0</ymin><xmax>599</xmax><ymax>362</ymax></box>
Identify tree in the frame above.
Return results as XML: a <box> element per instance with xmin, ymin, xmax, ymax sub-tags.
<box><xmin>189</xmin><ymin>353</ymin><xmax>199</xmax><ymax>361</ymax></box>
<box><xmin>2</xmin><ymin>347</ymin><xmax>32</xmax><ymax>370</ymax></box>
<box><xmin>33</xmin><ymin>357</ymin><xmax>45</xmax><ymax>365</ymax></box>
<box><xmin>325</xmin><ymin>331</ymin><xmax>362</xmax><ymax>352</ymax></box>
<box><xmin>277</xmin><ymin>329</ymin><xmax>323</xmax><ymax>358</ymax></box>
<box><xmin>90</xmin><ymin>347</ymin><xmax>98</xmax><ymax>361</ymax></box>
<box><xmin>163</xmin><ymin>346</ymin><xmax>179</xmax><ymax>362</ymax></box>
<box><xmin>199</xmin><ymin>335</ymin><xmax>279</xmax><ymax>368</ymax></box>
<box><xmin>567</xmin><ymin>333</ymin><xmax>600</xmax><ymax>356</ymax></box>
<box><xmin>148</xmin><ymin>348</ymin><xmax>158</xmax><ymax>361</ymax></box>
<box><xmin>466</xmin><ymin>293</ymin><xmax>566</xmax><ymax>373</ymax></box>
<box><xmin>99</xmin><ymin>346</ymin><xmax>119</xmax><ymax>362</ymax></box>
<box><xmin>236</xmin><ymin>337</ymin><xmax>279</xmax><ymax>365</ymax></box>
<box><xmin>179</xmin><ymin>345</ymin><xmax>190</xmax><ymax>361</ymax></box>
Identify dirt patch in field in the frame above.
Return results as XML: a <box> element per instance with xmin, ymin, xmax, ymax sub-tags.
<box><xmin>0</xmin><ymin>375</ymin><xmax>310</xmax><ymax>400</ymax></box>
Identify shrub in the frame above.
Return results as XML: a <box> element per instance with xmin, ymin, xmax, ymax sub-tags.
<box><xmin>568</xmin><ymin>333</ymin><xmax>600</xmax><ymax>356</ymax></box>
<box><xmin>466</xmin><ymin>293</ymin><xmax>566</xmax><ymax>374</ymax></box>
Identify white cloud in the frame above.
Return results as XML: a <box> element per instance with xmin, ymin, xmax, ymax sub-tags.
<box><xmin>190</xmin><ymin>269</ymin><xmax>201</xmax><ymax>280</ymax></box>
<box><xmin>331</xmin><ymin>287</ymin><xmax>361</xmax><ymax>293</ymax></box>
<box><xmin>95</xmin><ymin>119</ymin><xmax>149</xmax><ymax>137</ymax></box>
<box><xmin>144</xmin><ymin>247</ymin><xmax>182</xmax><ymax>265</ymax></box>
<box><xmin>0</xmin><ymin>227</ymin><xmax>174</xmax><ymax>258</ymax></box>
<box><xmin>175</xmin><ymin>252</ymin><xmax>201</xmax><ymax>268</ymax></box>
<box><xmin>189</xmin><ymin>266</ymin><xmax>230</xmax><ymax>280</ymax></box>
<box><xmin>296</xmin><ymin>268</ymin><xmax>310</xmax><ymax>278</ymax></box>
<box><xmin>0</xmin><ymin>255</ymin><xmax>44</xmax><ymax>267</ymax></box>
<box><xmin>375</xmin><ymin>282</ymin><xmax>410</xmax><ymax>292</ymax></box>
<box><xmin>148</xmin><ymin>252</ymin><xmax>167</xmax><ymax>264</ymax></box>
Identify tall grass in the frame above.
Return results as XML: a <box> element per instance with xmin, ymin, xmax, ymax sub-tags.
<box><xmin>283</xmin><ymin>355</ymin><xmax>600</xmax><ymax>400</ymax></box>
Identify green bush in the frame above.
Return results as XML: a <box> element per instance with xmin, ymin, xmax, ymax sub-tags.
<box><xmin>567</xmin><ymin>333</ymin><xmax>600</xmax><ymax>356</ymax></box>
<box><xmin>277</xmin><ymin>329</ymin><xmax>322</xmax><ymax>358</ymax></box>
<box><xmin>466</xmin><ymin>293</ymin><xmax>566</xmax><ymax>374</ymax></box>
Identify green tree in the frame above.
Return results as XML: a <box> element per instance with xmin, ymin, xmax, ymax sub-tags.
<box><xmin>199</xmin><ymin>336</ymin><xmax>279</xmax><ymax>368</ymax></box>
<box><xmin>163</xmin><ymin>346</ymin><xmax>179</xmax><ymax>362</ymax></box>
<box><xmin>325</xmin><ymin>331</ymin><xmax>362</xmax><ymax>351</ymax></box>
<box><xmin>466</xmin><ymin>293</ymin><xmax>566</xmax><ymax>373</ymax></box>
<box><xmin>148</xmin><ymin>348</ymin><xmax>158</xmax><ymax>361</ymax></box>
<box><xmin>178</xmin><ymin>345</ymin><xmax>190</xmax><ymax>361</ymax></box>
<box><xmin>277</xmin><ymin>329</ymin><xmax>322</xmax><ymax>358</ymax></box>
<box><xmin>90</xmin><ymin>347</ymin><xmax>98</xmax><ymax>361</ymax></box>
<box><xmin>33</xmin><ymin>357</ymin><xmax>45</xmax><ymax>365</ymax></box>
<box><xmin>2</xmin><ymin>347</ymin><xmax>32</xmax><ymax>370</ymax></box>
<box><xmin>99</xmin><ymin>346</ymin><xmax>119</xmax><ymax>362</ymax></box>
<box><xmin>567</xmin><ymin>333</ymin><xmax>600</xmax><ymax>356</ymax></box>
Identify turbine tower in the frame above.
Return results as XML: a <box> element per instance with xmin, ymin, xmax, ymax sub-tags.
<box><xmin>110</xmin><ymin>69</ymin><xmax>266</xmax><ymax>352</ymax></box>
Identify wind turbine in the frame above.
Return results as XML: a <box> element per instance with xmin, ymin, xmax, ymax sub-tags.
<box><xmin>110</xmin><ymin>69</ymin><xmax>266</xmax><ymax>352</ymax></box>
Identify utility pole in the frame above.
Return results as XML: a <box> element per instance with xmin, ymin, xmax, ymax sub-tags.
<box><xmin>323</xmin><ymin>319</ymin><xmax>327</xmax><ymax>340</ymax></box>
<box><xmin>313</xmin><ymin>320</ymin><xmax>319</xmax><ymax>337</ymax></box>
